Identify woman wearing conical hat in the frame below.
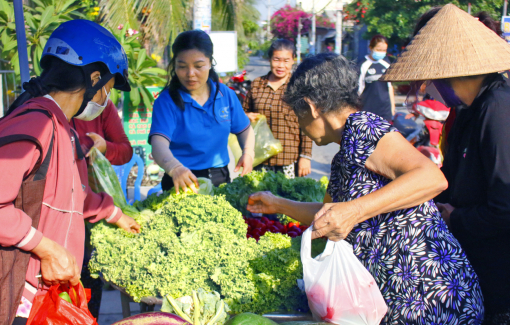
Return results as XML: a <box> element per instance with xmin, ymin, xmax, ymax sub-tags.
<box><xmin>383</xmin><ymin>4</ymin><xmax>510</xmax><ymax>323</ymax></box>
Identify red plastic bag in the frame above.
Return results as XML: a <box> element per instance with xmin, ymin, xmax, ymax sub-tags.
<box><xmin>27</xmin><ymin>283</ymin><xmax>98</xmax><ymax>325</ymax></box>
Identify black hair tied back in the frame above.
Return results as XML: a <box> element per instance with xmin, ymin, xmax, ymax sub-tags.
<box><xmin>166</xmin><ymin>30</ymin><xmax>220</xmax><ymax>111</ymax></box>
<box><xmin>7</xmin><ymin>56</ymin><xmax>108</xmax><ymax>116</ymax></box>
<box><xmin>23</xmin><ymin>78</ymin><xmax>49</xmax><ymax>98</ymax></box>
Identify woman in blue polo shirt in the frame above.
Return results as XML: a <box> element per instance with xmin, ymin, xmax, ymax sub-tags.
<box><xmin>150</xmin><ymin>30</ymin><xmax>254</xmax><ymax>193</ymax></box>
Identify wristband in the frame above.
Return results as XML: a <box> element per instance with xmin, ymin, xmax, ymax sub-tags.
<box><xmin>242</xmin><ymin>148</ymin><xmax>255</xmax><ymax>159</ymax></box>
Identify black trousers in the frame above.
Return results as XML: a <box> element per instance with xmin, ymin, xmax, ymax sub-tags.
<box><xmin>12</xmin><ymin>318</ymin><xmax>27</xmax><ymax>325</ymax></box>
<box><xmin>162</xmin><ymin>166</ymin><xmax>230</xmax><ymax>191</ymax></box>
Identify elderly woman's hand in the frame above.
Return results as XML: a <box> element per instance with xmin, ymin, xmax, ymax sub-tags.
<box><xmin>246</xmin><ymin>191</ymin><xmax>280</xmax><ymax>215</ymax></box>
<box><xmin>311</xmin><ymin>201</ymin><xmax>363</xmax><ymax>241</ymax></box>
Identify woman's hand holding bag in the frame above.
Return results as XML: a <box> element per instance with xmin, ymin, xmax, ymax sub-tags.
<box><xmin>301</xmin><ymin>228</ymin><xmax>387</xmax><ymax>324</ymax></box>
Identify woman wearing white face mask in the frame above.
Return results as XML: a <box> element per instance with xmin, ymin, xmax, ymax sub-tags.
<box><xmin>72</xmin><ymin>77</ymin><xmax>133</xmax><ymax>166</ymax></box>
<box><xmin>71</xmin><ymin>65</ymin><xmax>134</xmax><ymax>320</ymax></box>
<box><xmin>0</xmin><ymin>20</ymin><xmax>140</xmax><ymax>324</ymax></box>
<box><xmin>358</xmin><ymin>35</ymin><xmax>396</xmax><ymax>122</ymax></box>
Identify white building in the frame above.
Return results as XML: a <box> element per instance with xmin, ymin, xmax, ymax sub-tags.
<box><xmin>297</xmin><ymin>0</ymin><xmax>354</xmax><ymax>13</ymax></box>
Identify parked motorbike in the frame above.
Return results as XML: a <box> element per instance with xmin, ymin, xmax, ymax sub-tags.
<box><xmin>227</xmin><ymin>70</ymin><xmax>251</xmax><ymax>103</ymax></box>
<box><xmin>393</xmin><ymin>99</ymin><xmax>450</xmax><ymax>166</ymax></box>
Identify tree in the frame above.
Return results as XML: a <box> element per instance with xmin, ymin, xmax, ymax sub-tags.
<box><xmin>98</xmin><ymin>0</ymin><xmax>189</xmax><ymax>51</ymax></box>
<box><xmin>0</xmin><ymin>0</ymin><xmax>85</xmax><ymax>75</ymax></box>
<box><xmin>99</xmin><ymin>0</ymin><xmax>252</xmax><ymax>51</ymax></box>
<box><xmin>110</xmin><ymin>24</ymin><xmax>167</xmax><ymax>108</ymax></box>
<box><xmin>212</xmin><ymin>0</ymin><xmax>260</xmax><ymax>69</ymax></box>
<box><xmin>345</xmin><ymin>0</ymin><xmax>505</xmax><ymax>49</ymax></box>
<box><xmin>270</xmin><ymin>5</ymin><xmax>311</xmax><ymax>41</ymax></box>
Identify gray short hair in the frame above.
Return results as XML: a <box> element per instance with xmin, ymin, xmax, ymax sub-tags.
<box><xmin>284</xmin><ymin>53</ymin><xmax>360</xmax><ymax>118</ymax></box>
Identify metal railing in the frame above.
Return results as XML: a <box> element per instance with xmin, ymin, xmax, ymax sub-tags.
<box><xmin>0</xmin><ymin>70</ymin><xmax>19</xmax><ymax>117</ymax></box>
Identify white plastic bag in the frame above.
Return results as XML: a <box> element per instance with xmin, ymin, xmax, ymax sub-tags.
<box><xmin>301</xmin><ymin>228</ymin><xmax>387</xmax><ymax>324</ymax></box>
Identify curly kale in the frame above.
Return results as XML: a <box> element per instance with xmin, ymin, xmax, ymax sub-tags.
<box><xmin>215</xmin><ymin>170</ymin><xmax>329</xmax><ymax>219</ymax></box>
<box><xmin>89</xmin><ymin>190</ymin><xmax>328</xmax><ymax>314</ymax></box>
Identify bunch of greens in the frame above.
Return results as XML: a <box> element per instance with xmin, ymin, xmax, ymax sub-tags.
<box><xmin>161</xmin><ymin>289</ymin><xmax>230</xmax><ymax>325</ymax></box>
<box><xmin>90</xmin><ymin>193</ymin><xmax>327</xmax><ymax>314</ymax></box>
<box><xmin>87</xmin><ymin>148</ymin><xmax>140</xmax><ymax>218</ymax></box>
<box><xmin>134</xmin><ymin>178</ymin><xmax>214</xmax><ymax>212</ymax></box>
<box><xmin>215</xmin><ymin>171</ymin><xmax>329</xmax><ymax>218</ymax></box>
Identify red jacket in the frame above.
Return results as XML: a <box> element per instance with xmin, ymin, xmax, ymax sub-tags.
<box><xmin>72</xmin><ymin>100</ymin><xmax>133</xmax><ymax>166</ymax></box>
<box><xmin>0</xmin><ymin>97</ymin><xmax>122</xmax><ymax>302</ymax></box>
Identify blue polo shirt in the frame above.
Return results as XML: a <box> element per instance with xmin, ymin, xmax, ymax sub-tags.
<box><xmin>149</xmin><ymin>80</ymin><xmax>250</xmax><ymax>170</ymax></box>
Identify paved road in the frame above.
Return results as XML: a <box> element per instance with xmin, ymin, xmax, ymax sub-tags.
<box><xmin>244</xmin><ymin>55</ymin><xmax>271</xmax><ymax>80</ymax></box>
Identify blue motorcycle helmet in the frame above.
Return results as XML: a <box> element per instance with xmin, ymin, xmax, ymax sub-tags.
<box><xmin>41</xmin><ymin>20</ymin><xmax>130</xmax><ymax>116</ymax></box>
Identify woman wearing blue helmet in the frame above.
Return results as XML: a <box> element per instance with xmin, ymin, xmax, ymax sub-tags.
<box><xmin>0</xmin><ymin>20</ymin><xmax>140</xmax><ymax>324</ymax></box>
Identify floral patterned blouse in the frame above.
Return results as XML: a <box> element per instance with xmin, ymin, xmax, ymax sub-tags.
<box><xmin>327</xmin><ymin>111</ymin><xmax>484</xmax><ymax>324</ymax></box>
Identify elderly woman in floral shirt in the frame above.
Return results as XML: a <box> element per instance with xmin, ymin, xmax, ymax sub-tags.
<box><xmin>247</xmin><ymin>53</ymin><xmax>484</xmax><ymax>324</ymax></box>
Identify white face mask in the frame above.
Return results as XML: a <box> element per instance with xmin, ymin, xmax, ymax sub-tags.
<box><xmin>75</xmin><ymin>86</ymin><xmax>110</xmax><ymax>121</ymax></box>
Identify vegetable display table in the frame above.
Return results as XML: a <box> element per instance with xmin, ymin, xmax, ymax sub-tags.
<box><xmin>105</xmin><ymin>280</ymin><xmax>314</xmax><ymax>323</ymax></box>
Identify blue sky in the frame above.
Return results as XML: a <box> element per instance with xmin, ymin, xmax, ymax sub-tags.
<box><xmin>255</xmin><ymin>0</ymin><xmax>299</xmax><ymax>21</ymax></box>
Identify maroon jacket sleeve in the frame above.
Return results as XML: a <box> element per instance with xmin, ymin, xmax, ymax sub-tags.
<box><xmin>0</xmin><ymin>112</ymin><xmax>53</xmax><ymax>251</ymax></box>
<box><xmin>102</xmin><ymin>101</ymin><xmax>133</xmax><ymax>165</ymax></box>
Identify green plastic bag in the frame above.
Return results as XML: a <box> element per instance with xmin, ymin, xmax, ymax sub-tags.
<box><xmin>229</xmin><ymin>115</ymin><xmax>283</xmax><ymax>167</ymax></box>
<box><xmin>87</xmin><ymin>147</ymin><xmax>139</xmax><ymax>218</ymax></box>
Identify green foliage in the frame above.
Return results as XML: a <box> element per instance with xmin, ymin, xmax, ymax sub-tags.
<box><xmin>111</xmin><ymin>24</ymin><xmax>167</xmax><ymax>108</ymax></box>
<box><xmin>259</xmin><ymin>40</ymin><xmax>273</xmax><ymax>59</ymax></box>
<box><xmin>346</xmin><ymin>0</ymin><xmax>504</xmax><ymax>48</ymax></box>
<box><xmin>242</xmin><ymin>20</ymin><xmax>259</xmax><ymax>36</ymax></box>
<box><xmin>99</xmin><ymin>0</ymin><xmax>189</xmax><ymax>49</ymax></box>
<box><xmin>79</xmin><ymin>0</ymin><xmax>101</xmax><ymax>21</ymax></box>
<box><xmin>211</xmin><ymin>0</ymin><xmax>259</xmax><ymax>69</ymax></box>
<box><xmin>247</xmin><ymin>40</ymin><xmax>260</xmax><ymax>51</ymax></box>
<box><xmin>0</xmin><ymin>0</ymin><xmax>85</xmax><ymax>75</ymax></box>
<box><xmin>215</xmin><ymin>171</ymin><xmax>328</xmax><ymax>216</ymax></box>
<box><xmin>90</xmin><ymin>192</ymin><xmax>327</xmax><ymax>315</ymax></box>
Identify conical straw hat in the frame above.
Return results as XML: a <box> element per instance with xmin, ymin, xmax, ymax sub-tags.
<box><xmin>381</xmin><ymin>3</ymin><xmax>510</xmax><ymax>82</ymax></box>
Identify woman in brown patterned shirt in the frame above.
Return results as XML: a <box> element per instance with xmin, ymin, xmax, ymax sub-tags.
<box><xmin>243</xmin><ymin>39</ymin><xmax>313</xmax><ymax>178</ymax></box>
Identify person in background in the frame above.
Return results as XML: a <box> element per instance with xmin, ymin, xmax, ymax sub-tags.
<box><xmin>73</xmin><ymin>101</ymin><xmax>133</xmax><ymax>165</ymax></box>
<box><xmin>358</xmin><ymin>35</ymin><xmax>396</xmax><ymax>122</ymax></box>
<box><xmin>383</xmin><ymin>4</ymin><xmax>510</xmax><ymax>323</ymax></box>
<box><xmin>0</xmin><ymin>20</ymin><xmax>140</xmax><ymax>324</ymax></box>
<box><xmin>436</xmin><ymin>11</ymin><xmax>506</xmax><ymax>156</ymax></box>
<box><xmin>247</xmin><ymin>53</ymin><xmax>484</xmax><ymax>324</ymax></box>
<box><xmin>72</xmin><ymin>101</ymin><xmax>133</xmax><ymax>318</ymax></box>
<box><xmin>243</xmin><ymin>39</ymin><xmax>313</xmax><ymax>178</ymax></box>
<box><xmin>150</xmin><ymin>30</ymin><xmax>254</xmax><ymax>193</ymax></box>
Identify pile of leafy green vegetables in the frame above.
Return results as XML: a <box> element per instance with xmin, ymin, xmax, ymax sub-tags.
<box><xmin>215</xmin><ymin>171</ymin><xmax>329</xmax><ymax>222</ymax></box>
<box><xmin>89</xmin><ymin>171</ymin><xmax>327</xmax><ymax>315</ymax></box>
